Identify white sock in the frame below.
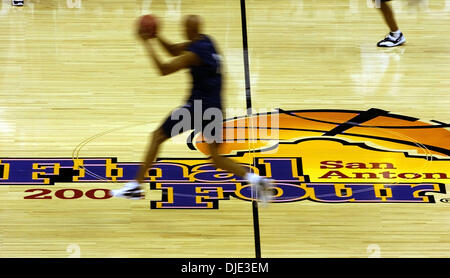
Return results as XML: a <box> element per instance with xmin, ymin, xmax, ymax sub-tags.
<box><xmin>245</xmin><ymin>172</ymin><xmax>261</xmax><ymax>184</ymax></box>
<box><xmin>391</xmin><ymin>30</ymin><xmax>401</xmax><ymax>37</ymax></box>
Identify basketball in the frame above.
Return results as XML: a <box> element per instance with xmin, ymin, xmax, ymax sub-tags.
<box><xmin>138</xmin><ymin>14</ymin><xmax>158</xmax><ymax>39</ymax></box>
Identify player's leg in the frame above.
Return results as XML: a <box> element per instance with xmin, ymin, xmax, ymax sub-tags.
<box><xmin>111</xmin><ymin>103</ymin><xmax>196</xmax><ymax>199</ymax></box>
<box><xmin>111</xmin><ymin>103</ymin><xmax>191</xmax><ymax>199</ymax></box>
<box><xmin>376</xmin><ymin>0</ymin><xmax>406</xmax><ymax>47</ymax></box>
<box><xmin>207</xmin><ymin>143</ymin><xmax>247</xmax><ymax>177</ymax></box>
<box><xmin>135</xmin><ymin>128</ymin><xmax>168</xmax><ymax>183</ymax></box>
<box><xmin>110</xmin><ymin>127</ymin><xmax>168</xmax><ymax>199</ymax></box>
<box><xmin>380</xmin><ymin>0</ymin><xmax>399</xmax><ymax>32</ymax></box>
<box><xmin>208</xmin><ymin>142</ymin><xmax>274</xmax><ymax>204</ymax></box>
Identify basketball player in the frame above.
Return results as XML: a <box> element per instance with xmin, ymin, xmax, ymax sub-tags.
<box><xmin>376</xmin><ymin>0</ymin><xmax>406</xmax><ymax>47</ymax></box>
<box><xmin>111</xmin><ymin>15</ymin><xmax>273</xmax><ymax>203</ymax></box>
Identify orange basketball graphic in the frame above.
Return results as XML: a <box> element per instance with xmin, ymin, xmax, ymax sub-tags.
<box><xmin>192</xmin><ymin>108</ymin><xmax>449</xmax><ymax>158</ymax></box>
<box><xmin>191</xmin><ymin>108</ymin><xmax>449</xmax><ymax>187</ymax></box>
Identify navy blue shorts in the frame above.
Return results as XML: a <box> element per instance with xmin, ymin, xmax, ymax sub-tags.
<box><xmin>160</xmin><ymin>101</ymin><xmax>224</xmax><ymax>143</ymax></box>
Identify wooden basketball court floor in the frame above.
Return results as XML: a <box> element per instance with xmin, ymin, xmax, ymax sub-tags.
<box><xmin>0</xmin><ymin>0</ymin><xmax>449</xmax><ymax>258</ymax></box>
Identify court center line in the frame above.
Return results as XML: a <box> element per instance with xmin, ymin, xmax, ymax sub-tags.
<box><xmin>240</xmin><ymin>0</ymin><xmax>262</xmax><ymax>259</ymax></box>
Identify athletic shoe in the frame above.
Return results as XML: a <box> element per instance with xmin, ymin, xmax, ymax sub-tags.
<box><xmin>110</xmin><ymin>181</ymin><xmax>144</xmax><ymax>200</ymax></box>
<box><xmin>253</xmin><ymin>178</ymin><xmax>274</xmax><ymax>205</ymax></box>
<box><xmin>377</xmin><ymin>32</ymin><xmax>406</xmax><ymax>47</ymax></box>
<box><xmin>12</xmin><ymin>0</ymin><xmax>24</xmax><ymax>6</ymax></box>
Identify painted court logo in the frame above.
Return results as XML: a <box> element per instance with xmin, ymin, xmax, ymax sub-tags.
<box><xmin>2</xmin><ymin>108</ymin><xmax>449</xmax><ymax>208</ymax></box>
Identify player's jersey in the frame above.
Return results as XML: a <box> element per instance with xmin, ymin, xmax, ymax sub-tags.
<box><xmin>186</xmin><ymin>35</ymin><xmax>222</xmax><ymax>109</ymax></box>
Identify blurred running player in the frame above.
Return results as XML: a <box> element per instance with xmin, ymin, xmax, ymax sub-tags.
<box><xmin>111</xmin><ymin>15</ymin><xmax>273</xmax><ymax>204</ymax></box>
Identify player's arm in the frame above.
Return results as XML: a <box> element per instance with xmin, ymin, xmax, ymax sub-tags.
<box><xmin>143</xmin><ymin>40</ymin><xmax>200</xmax><ymax>76</ymax></box>
<box><xmin>156</xmin><ymin>35</ymin><xmax>190</xmax><ymax>57</ymax></box>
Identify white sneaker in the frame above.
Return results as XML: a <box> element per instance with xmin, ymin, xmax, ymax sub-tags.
<box><xmin>110</xmin><ymin>181</ymin><xmax>144</xmax><ymax>200</ymax></box>
<box><xmin>12</xmin><ymin>0</ymin><xmax>24</xmax><ymax>6</ymax></box>
<box><xmin>253</xmin><ymin>178</ymin><xmax>274</xmax><ymax>205</ymax></box>
<box><xmin>377</xmin><ymin>32</ymin><xmax>406</xmax><ymax>47</ymax></box>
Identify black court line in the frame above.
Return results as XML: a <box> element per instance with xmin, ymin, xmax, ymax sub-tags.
<box><xmin>241</xmin><ymin>0</ymin><xmax>253</xmax><ymax>111</ymax></box>
<box><xmin>240</xmin><ymin>0</ymin><xmax>261</xmax><ymax>259</ymax></box>
<box><xmin>322</xmin><ymin>108</ymin><xmax>390</xmax><ymax>136</ymax></box>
